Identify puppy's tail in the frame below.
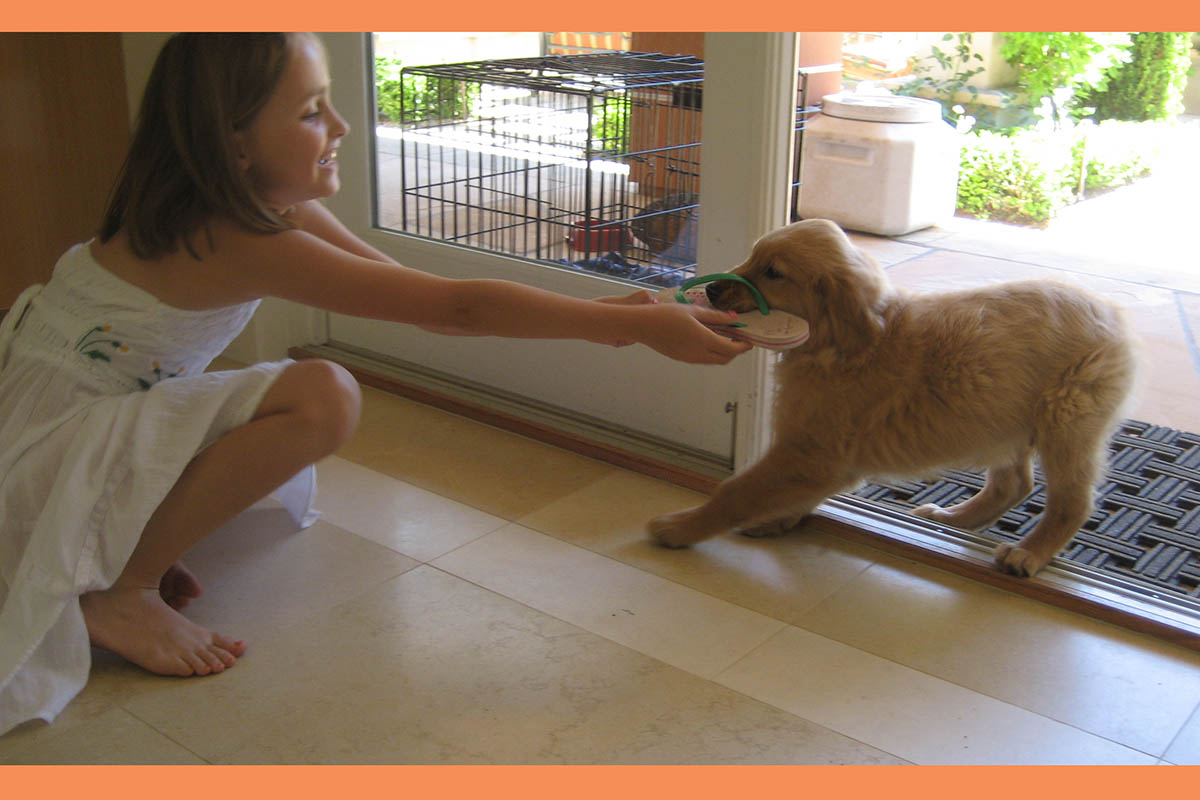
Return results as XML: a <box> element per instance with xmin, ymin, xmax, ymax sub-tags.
<box><xmin>1037</xmin><ymin>305</ymin><xmax>1138</xmax><ymax>435</ymax></box>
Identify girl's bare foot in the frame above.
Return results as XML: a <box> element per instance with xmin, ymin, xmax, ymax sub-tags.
<box><xmin>160</xmin><ymin>561</ymin><xmax>203</xmax><ymax>610</ymax></box>
<box><xmin>79</xmin><ymin>586</ymin><xmax>246</xmax><ymax>676</ymax></box>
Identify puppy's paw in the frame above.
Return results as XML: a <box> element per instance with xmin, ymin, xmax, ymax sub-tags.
<box><xmin>994</xmin><ymin>543</ymin><xmax>1047</xmax><ymax>578</ymax></box>
<box><xmin>647</xmin><ymin>510</ymin><xmax>704</xmax><ymax>549</ymax></box>
<box><xmin>912</xmin><ymin>503</ymin><xmax>948</xmax><ymax>522</ymax></box>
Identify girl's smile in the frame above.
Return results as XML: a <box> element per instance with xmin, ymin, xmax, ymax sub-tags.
<box><xmin>235</xmin><ymin>36</ymin><xmax>349</xmax><ymax>211</ymax></box>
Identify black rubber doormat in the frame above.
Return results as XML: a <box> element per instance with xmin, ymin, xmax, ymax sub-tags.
<box><xmin>851</xmin><ymin>420</ymin><xmax>1200</xmax><ymax>601</ymax></box>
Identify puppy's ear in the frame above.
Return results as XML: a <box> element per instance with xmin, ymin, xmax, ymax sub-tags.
<box><xmin>814</xmin><ymin>250</ymin><xmax>888</xmax><ymax>353</ymax></box>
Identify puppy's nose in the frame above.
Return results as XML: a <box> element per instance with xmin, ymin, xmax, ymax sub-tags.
<box><xmin>705</xmin><ymin>282</ymin><xmax>729</xmax><ymax>304</ymax></box>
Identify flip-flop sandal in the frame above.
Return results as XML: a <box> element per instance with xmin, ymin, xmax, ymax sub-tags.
<box><xmin>657</xmin><ymin>273</ymin><xmax>810</xmax><ymax>350</ymax></box>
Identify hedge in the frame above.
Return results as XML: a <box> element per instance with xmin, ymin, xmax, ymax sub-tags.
<box><xmin>955</xmin><ymin>120</ymin><xmax>1171</xmax><ymax>226</ymax></box>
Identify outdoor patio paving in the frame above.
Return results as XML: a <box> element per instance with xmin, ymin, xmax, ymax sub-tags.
<box><xmin>847</xmin><ymin>116</ymin><xmax>1200</xmax><ymax>435</ymax></box>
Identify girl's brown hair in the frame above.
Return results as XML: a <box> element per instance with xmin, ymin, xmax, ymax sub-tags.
<box><xmin>99</xmin><ymin>33</ymin><xmax>312</xmax><ymax>259</ymax></box>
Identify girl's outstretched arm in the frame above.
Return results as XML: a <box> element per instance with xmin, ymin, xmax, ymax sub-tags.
<box><xmin>284</xmin><ymin>200</ymin><xmax>397</xmax><ymax>264</ymax></box>
<box><xmin>226</xmin><ymin>222</ymin><xmax>751</xmax><ymax>365</ymax></box>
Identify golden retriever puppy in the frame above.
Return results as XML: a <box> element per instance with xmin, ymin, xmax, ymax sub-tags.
<box><xmin>648</xmin><ymin>219</ymin><xmax>1137</xmax><ymax>577</ymax></box>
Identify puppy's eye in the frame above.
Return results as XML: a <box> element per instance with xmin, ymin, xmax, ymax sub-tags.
<box><xmin>763</xmin><ymin>265</ymin><xmax>783</xmax><ymax>280</ymax></box>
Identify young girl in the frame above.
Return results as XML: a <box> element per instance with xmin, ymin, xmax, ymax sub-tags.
<box><xmin>0</xmin><ymin>33</ymin><xmax>749</xmax><ymax>734</ymax></box>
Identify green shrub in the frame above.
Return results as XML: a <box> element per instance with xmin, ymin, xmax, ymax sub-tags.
<box><xmin>375</xmin><ymin>56</ymin><xmax>403</xmax><ymax>122</ymax></box>
<box><xmin>956</xmin><ymin>129</ymin><xmax>1075</xmax><ymax>226</ymax></box>
<box><xmin>999</xmin><ymin>32</ymin><xmax>1130</xmax><ymax>127</ymax></box>
<box><xmin>1077</xmin><ymin>32</ymin><xmax>1194</xmax><ymax>122</ymax></box>
<box><xmin>955</xmin><ymin>121</ymin><xmax>1166</xmax><ymax>226</ymax></box>
<box><xmin>374</xmin><ymin>55</ymin><xmax>479</xmax><ymax>125</ymax></box>
<box><xmin>590</xmin><ymin>93</ymin><xmax>630</xmax><ymax>155</ymax></box>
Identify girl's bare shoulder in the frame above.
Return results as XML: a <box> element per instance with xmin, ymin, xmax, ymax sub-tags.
<box><xmin>88</xmin><ymin>226</ymin><xmax>266</xmax><ymax>310</ymax></box>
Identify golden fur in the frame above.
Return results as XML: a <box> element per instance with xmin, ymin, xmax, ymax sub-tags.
<box><xmin>648</xmin><ymin>219</ymin><xmax>1138</xmax><ymax>577</ymax></box>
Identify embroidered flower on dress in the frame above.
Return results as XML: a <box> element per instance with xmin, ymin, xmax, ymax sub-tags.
<box><xmin>74</xmin><ymin>324</ymin><xmax>128</xmax><ymax>362</ymax></box>
<box><xmin>77</xmin><ymin>323</ymin><xmax>183</xmax><ymax>391</ymax></box>
<box><xmin>137</xmin><ymin>362</ymin><xmax>184</xmax><ymax>391</ymax></box>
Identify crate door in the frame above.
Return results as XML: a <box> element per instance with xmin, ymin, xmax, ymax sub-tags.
<box><xmin>318</xmin><ymin>33</ymin><xmax>797</xmax><ymax>469</ymax></box>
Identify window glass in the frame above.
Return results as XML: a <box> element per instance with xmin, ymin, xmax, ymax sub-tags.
<box><xmin>372</xmin><ymin>32</ymin><xmax>702</xmax><ymax>288</ymax></box>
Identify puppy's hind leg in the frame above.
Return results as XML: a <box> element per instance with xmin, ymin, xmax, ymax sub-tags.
<box><xmin>995</xmin><ymin>436</ymin><xmax>1103</xmax><ymax>578</ymax></box>
<box><xmin>648</xmin><ymin>446</ymin><xmax>845</xmax><ymax>549</ymax></box>
<box><xmin>913</xmin><ymin>448</ymin><xmax>1034</xmax><ymax>531</ymax></box>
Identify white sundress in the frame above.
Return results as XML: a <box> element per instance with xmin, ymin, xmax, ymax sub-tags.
<box><xmin>0</xmin><ymin>241</ymin><xmax>317</xmax><ymax>735</ymax></box>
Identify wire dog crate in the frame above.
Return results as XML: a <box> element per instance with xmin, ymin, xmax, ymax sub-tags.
<box><xmin>381</xmin><ymin>54</ymin><xmax>841</xmax><ymax>286</ymax></box>
<box><xmin>388</xmin><ymin>53</ymin><xmax>704</xmax><ymax>287</ymax></box>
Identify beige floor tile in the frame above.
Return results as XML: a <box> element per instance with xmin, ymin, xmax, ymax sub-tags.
<box><xmin>885</xmin><ymin>247</ymin><xmax>1085</xmax><ymax>292</ymax></box>
<box><xmin>2</xmin><ymin>500</ymin><xmax>425</xmax><ymax>757</ymax></box>
<box><xmin>1134</xmin><ymin>336</ymin><xmax>1200</xmax><ymax>432</ymax></box>
<box><xmin>890</xmin><ymin>223</ymin><xmax>959</xmax><ymax>246</ymax></box>
<box><xmin>845</xmin><ymin>231</ymin><xmax>931</xmax><ymax>268</ymax></box>
<box><xmin>1178</xmin><ymin>293</ymin><xmax>1200</xmax><ymax>339</ymax></box>
<box><xmin>719</xmin><ymin>625</ymin><xmax>1155</xmax><ymax>765</ymax></box>
<box><xmin>335</xmin><ymin>386</ymin><xmax>614</xmax><ymax>519</ymax></box>
<box><xmin>432</xmin><ymin>524</ymin><xmax>787</xmax><ymax>678</ymax></box>
<box><xmin>898</xmin><ymin>214</ymin><xmax>1200</xmax><ymax>293</ymax></box>
<box><xmin>315</xmin><ymin>456</ymin><xmax>506</xmax><ymax>562</ymax></box>
<box><xmin>1165</xmin><ymin>705</ymin><xmax>1200</xmax><ymax>765</ymax></box>
<box><xmin>177</xmin><ymin>502</ymin><xmax>420</xmax><ymax>643</ymax></box>
<box><xmin>120</xmin><ymin>566</ymin><xmax>904</xmax><ymax>764</ymax></box>
<box><xmin>519</xmin><ymin>469</ymin><xmax>882</xmax><ymax>624</ymax></box>
<box><xmin>0</xmin><ymin>706</ymin><xmax>205</xmax><ymax>764</ymax></box>
<box><xmin>792</xmin><ymin>559</ymin><xmax>1200</xmax><ymax>757</ymax></box>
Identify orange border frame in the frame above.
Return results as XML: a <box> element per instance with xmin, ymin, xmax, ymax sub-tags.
<box><xmin>3</xmin><ymin>1</ymin><xmax>1198</xmax><ymax>31</ymax></box>
<box><xmin>6</xmin><ymin>764</ymin><xmax>1200</xmax><ymax>796</ymax></box>
<box><xmin>4</xmin><ymin>0</ymin><xmax>1198</xmax><ymax>790</ymax></box>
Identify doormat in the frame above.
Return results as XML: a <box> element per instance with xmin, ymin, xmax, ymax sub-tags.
<box><xmin>851</xmin><ymin>420</ymin><xmax>1200</xmax><ymax>601</ymax></box>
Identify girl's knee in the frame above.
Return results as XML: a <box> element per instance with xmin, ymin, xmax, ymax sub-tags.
<box><xmin>276</xmin><ymin>359</ymin><xmax>362</xmax><ymax>450</ymax></box>
<box><xmin>307</xmin><ymin>360</ymin><xmax>361</xmax><ymax>444</ymax></box>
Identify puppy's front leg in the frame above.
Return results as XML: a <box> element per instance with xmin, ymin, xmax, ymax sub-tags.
<box><xmin>648</xmin><ymin>448</ymin><xmax>843</xmax><ymax>548</ymax></box>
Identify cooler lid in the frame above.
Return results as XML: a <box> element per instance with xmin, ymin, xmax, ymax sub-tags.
<box><xmin>819</xmin><ymin>93</ymin><xmax>944</xmax><ymax>123</ymax></box>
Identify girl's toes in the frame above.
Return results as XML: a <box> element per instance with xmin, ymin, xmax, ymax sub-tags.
<box><xmin>197</xmin><ymin>648</ymin><xmax>226</xmax><ymax>673</ymax></box>
<box><xmin>214</xmin><ymin>633</ymin><xmax>247</xmax><ymax>658</ymax></box>
<box><xmin>205</xmin><ymin>644</ymin><xmax>235</xmax><ymax>669</ymax></box>
<box><xmin>168</xmin><ymin>656</ymin><xmax>196</xmax><ymax>677</ymax></box>
<box><xmin>181</xmin><ymin>650</ymin><xmax>212</xmax><ymax>675</ymax></box>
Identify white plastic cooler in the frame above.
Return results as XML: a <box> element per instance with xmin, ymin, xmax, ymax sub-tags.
<box><xmin>798</xmin><ymin>93</ymin><xmax>960</xmax><ymax>236</ymax></box>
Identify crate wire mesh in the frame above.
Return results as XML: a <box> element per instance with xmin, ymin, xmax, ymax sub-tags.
<box><xmin>388</xmin><ymin>53</ymin><xmax>704</xmax><ymax>287</ymax></box>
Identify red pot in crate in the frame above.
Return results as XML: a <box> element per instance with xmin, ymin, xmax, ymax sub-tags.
<box><xmin>567</xmin><ymin>219</ymin><xmax>628</xmax><ymax>252</ymax></box>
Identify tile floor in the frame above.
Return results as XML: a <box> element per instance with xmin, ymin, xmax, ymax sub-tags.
<box><xmin>3</xmin><ymin>122</ymin><xmax>1199</xmax><ymax>766</ymax></box>
<box><xmin>3</xmin><ymin>380</ymin><xmax>1200</xmax><ymax>765</ymax></box>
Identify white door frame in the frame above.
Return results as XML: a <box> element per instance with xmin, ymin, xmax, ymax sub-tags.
<box><xmin>698</xmin><ymin>32</ymin><xmax>797</xmax><ymax>467</ymax></box>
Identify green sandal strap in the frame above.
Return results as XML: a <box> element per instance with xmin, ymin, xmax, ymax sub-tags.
<box><xmin>675</xmin><ymin>273</ymin><xmax>770</xmax><ymax>316</ymax></box>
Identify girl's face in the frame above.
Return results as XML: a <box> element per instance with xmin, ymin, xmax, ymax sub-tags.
<box><xmin>236</xmin><ymin>36</ymin><xmax>349</xmax><ymax>211</ymax></box>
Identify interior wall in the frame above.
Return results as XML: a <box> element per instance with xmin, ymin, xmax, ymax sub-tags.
<box><xmin>0</xmin><ymin>33</ymin><xmax>130</xmax><ymax>308</ymax></box>
<box><xmin>119</xmin><ymin>32</ymin><xmax>171</xmax><ymax>123</ymax></box>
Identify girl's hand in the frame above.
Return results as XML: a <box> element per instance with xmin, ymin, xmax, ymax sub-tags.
<box><xmin>633</xmin><ymin>302</ymin><xmax>753</xmax><ymax>364</ymax></box>
<box><xmin>591</xmin><ymin>287</ymin><xmax>750</xmax><ymax>362</ymax></box>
